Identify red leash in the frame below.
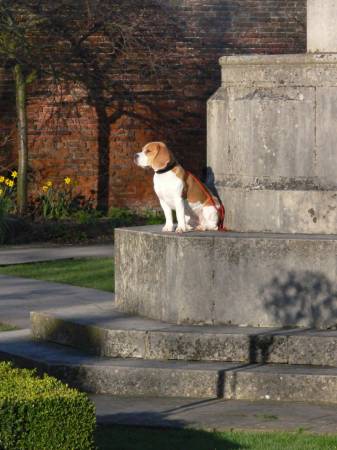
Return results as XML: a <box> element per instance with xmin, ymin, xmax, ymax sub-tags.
<box><xmin>186</xmin><ymin>171</ymin><xmax>228</xmax><ymax>231</ymax></box>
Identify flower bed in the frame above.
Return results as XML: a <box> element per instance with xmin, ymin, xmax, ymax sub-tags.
<box><xmin>0</xmin><ymin>171</ymin><xmax>17</xmax><ymax>244</ymax></box>
<box><xmin>0</xmin><ymin>171</ymin><xmax>164</xmax><ymax>245</ymax></box>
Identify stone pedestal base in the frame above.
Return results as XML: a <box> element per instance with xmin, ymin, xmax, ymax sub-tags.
<box><xmin>115</xmin><ymin>226</ymin><xmax>337</xmax><ymax>329</ymax></box>
<box><xmin>207</xmin><ymin>54</ymin><xmax>337</xmax><ymax>234</ymax></box>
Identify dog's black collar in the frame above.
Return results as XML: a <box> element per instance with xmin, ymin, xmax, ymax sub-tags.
<box><xmin>155</xmin><ymin>160</ymin><xmax>177</xmax><ymax>174</ymax></box>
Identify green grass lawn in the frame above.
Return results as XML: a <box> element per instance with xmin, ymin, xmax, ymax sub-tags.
<box><xmin>0</xmin><ymin>258</ymin><xmax>114</xmax><ymax>292</ymax></box>
<box><xmin>95</xmin><ymin>426</ymin><xmax>337</xmax><ymax>450</ymax></box>
<box><xmin>0</xmin><ymin>322</ymin><xmax>17</xmax><ymax>332</ymax></box>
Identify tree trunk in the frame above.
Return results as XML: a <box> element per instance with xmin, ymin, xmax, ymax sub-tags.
<box><xmin>14</xmin><ymin>64</ymin><xmax>28</xmax><ymax>216</ymax></box>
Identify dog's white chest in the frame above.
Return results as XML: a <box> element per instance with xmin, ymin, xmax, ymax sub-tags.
<box><xmin>153</xmin><ymin>171</ymin><xmax>184</xmax><ymax>209</ymax></box>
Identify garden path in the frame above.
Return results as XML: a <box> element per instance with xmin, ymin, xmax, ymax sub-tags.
<box><xmin>0</xmin><ymin>275</ymin><xmax>113</xmax><ymax>328</ymax></box>
<box><xmin>0</xmin><ymin>244</ymin><xmax>113</xmax><ymax>265</ymax></box>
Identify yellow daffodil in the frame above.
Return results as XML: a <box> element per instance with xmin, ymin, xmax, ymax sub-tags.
<box><xmin>8</xmin><ymin>180</ymin><xmax>14</xmax><ymax>188</ymax></box>
<box><xmin>46</xmin><ymin>180</ymin><xmax>53</xmax><ymax>187</ymax></box>
<box><xmin>42</xmin><ymin>185</ymin><xmax>49</xmax><ymax>192</ymax></box>
<box><xmin>64</xmin><ymin>177</ymin><xmax>71</xmax><ymax>185</ymax></box>
<box><xmin>0</xmin><ymin>176</ymin><xmax>5</xmax><ymax>183</ymax></box>
<box><xmin>5</xmin><ymin>179</ymin><xmax>10</xmax><ymax>186</ymax></box>
<box><xmin>0</xmin><ymin>189</ymin><xmax>3</xmax><ymax>196</ymax></box>
<box><xmin>11</xmin><ymin>171</ymin><xmax>18</xmax><ymax>179</ymax></box>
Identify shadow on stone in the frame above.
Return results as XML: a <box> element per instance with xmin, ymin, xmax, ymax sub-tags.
<box><xmin>97</xmin><ymin>399</ymin><xmax>219</xmax><ymax>427</ymax></box>
<box><xmin>248</xmin><ymin>335</ymin><xmax>276</xmax><ymax>364</ymax></box>
<box><xmin>205</xmin><ymin>166</ymin><xmax>221</xmax><ymax>199</ymax></box>
<box><xmin>262</xmin><ymin>271</ymin><xmax>337</xmax><ymax>329</ymax></box>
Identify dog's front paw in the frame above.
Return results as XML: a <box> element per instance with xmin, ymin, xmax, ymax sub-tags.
<box><xmin>175</xmin><ymin>226</ymin><xmax>187</xmax><ymax>233</ymax></box>
<box><xmin>162</xmin><ymin>224</ymin><xmax>174</xmax><ymax>232</ymax></box>
<box><xmin>195</xmin><ymin>225</ymin><xmax>206</xmax><ymax>231</ymax></box>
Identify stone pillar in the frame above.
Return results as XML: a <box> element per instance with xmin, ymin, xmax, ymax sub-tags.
<box><xmin>116</xmin><ymin>2</ymin><xmax>337</xmax><ymax>330</ymax></box>
<box><xmin>307</xmin><ymin>0</ymin><xmax>337</xmax><ymax>52</ymax></box>
<box><xmin>207</xmin><ymin>1</ymin><xmax>337</xmax><ymax>234</ymax></box>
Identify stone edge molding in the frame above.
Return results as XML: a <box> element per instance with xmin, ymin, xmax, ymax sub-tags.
<box><xmin>219</xmin><ymin>54</ymin><xmax>337</xmax><ymax>87</ymax></box>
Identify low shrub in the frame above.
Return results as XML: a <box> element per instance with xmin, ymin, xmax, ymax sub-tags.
<box><xmin>71</xmin><ymin>208</ymin><xmax>103</xmax><ymax>225</ymax></box>
<box><xmin>0</xmin><ymin>171</ymin><xmax>17</xmax><ymax>244</ymax></box>
<box><xmin>0</xmin><ymin>205</ymin><xmax>165</xmax><ymax>245</ymax></box>
<box><xmin>0</xmin><ymin>362</ymin><xmax>96</xmax><ymax>450</ymax></box>
<box><xmin>141</xmin><ymin>209</ymin><xmax>165</xmax><ymax>225</ymax></box>
<box><xmin>108</xmin><ymin>207</ymin><xmax>164</xmax><ymax>226</ymax></box>
<box><xmin>107</xmin><ymin>207</ymin><xmax>137</xmax><ymax>225</ymax></box>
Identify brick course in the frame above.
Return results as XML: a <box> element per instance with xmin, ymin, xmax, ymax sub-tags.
<box><xmin>0</xmin><ymin>0</ymin><xmax>306</xmax><ymax>209</ymax></box>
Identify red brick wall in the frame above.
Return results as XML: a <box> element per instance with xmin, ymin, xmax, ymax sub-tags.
<box><xmin>0</xmin><ymin>74</ymin><xmax>16</xmax><ymax>174</ymax></box>
<box><xmin>0</xmin><ymin>0</ymin><xmax>306</xmax><ymax>210</ymax></box>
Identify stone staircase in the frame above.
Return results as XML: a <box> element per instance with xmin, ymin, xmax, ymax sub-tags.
<box><xmin>2</xmin><ymin>301</ymin><xmax>337</xmax><ymax>403</ymax></box>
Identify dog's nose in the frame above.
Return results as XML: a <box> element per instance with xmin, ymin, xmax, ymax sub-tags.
<box><xmin>133</xmin><ymin>154</ymin><xmax>139</xmax><ymax>163</ymax></box>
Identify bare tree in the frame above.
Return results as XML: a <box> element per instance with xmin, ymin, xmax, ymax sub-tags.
<box><xmin>1</xmin><ymin>0</ymin><xmax>184</xmax><ymax>212</ymax></box>
<box><xmin>35</xmin><ymin>0</ymin><xmax>183</xmax><ymax>210</ymax></box>
<box><xmin>0</xmin><ymin>0</ymin><xmax>49</xmax><ymax>214</ymax></box>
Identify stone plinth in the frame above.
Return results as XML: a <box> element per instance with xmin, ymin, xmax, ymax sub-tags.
<box><xmin>207</xmin><ymin>54</ymin><xmax>337</xmax><ymax>234</ymax></box>
<box><xmin>115</xmin><ymin>226</ymin><xmax>337</xmax><ymax>328</ymax></box>
<box><xmin>308</xmin><ymin>0</ymin><xmax>337</xmax><ymax>53</ymax></box>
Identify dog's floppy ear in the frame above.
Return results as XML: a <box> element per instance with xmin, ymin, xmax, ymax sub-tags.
<box><xmin>151</xmin><ymin>142</ymin><xmax>172</xmax><ymax>170</ymax></box>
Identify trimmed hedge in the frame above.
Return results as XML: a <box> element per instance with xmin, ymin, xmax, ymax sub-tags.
<box><xmin>0</xmin><ymin>362</ymin><xmax>96</xmax><ymax>450</ymax></box>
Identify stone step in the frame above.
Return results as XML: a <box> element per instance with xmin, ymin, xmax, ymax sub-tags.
<box><xmin>2</xmin><ymin>330</ymin><xmax>337</xmax><ymax>403</ymax></box>
<box><xmin>31</xmin><ymin>304</ymin><xmax>337</xmax><ymax>366</ymax></box>
<box><xmin>0</xmin><ymin>329</ymin><xmax>242</xmax><ymax>399</ymax></box>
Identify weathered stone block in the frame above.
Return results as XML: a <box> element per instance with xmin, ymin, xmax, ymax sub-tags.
<box><xmin>115</xmin><ymin>228</ymin><xmax>216</xmax><ymax>325</ymax></box>
<box><xmin>287</xmin><ymin>335</ymin><xmax>337</xmax><ymax>366</ymax></box>
<box><xmin>115</xmin><ymin>226</ymin><xmax>337</xmax><ymax>328</ymax></box>
<box><xmin>223</xmin><ymin>366</ymin><xmax>337</xmax><ymax>403</ymax></box>
<box><xmin>308</xmin><ymin>0</ymin><xmax>337</xmax><ymax>53</ymax></box>
<box><xmin>207</xmin><ymin>54</ymin><xmax>337</xmax><ymax>234</ymax></box>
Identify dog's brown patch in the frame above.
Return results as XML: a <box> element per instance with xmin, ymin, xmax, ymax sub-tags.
<box><xmin>172</xmin><ymin>166</ymin><xmax>214</xmax><ymax>205</ymax></box>
<box><xmin>144</xmin><ymin>142</ymin><xmax>173</xmax><ymax>171</ymax></box>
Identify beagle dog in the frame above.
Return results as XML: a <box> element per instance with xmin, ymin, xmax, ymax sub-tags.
<box><xmin>134</xmin><ymin>141</ymin><xmax>223</xmax><ymax>233</ymax></box>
